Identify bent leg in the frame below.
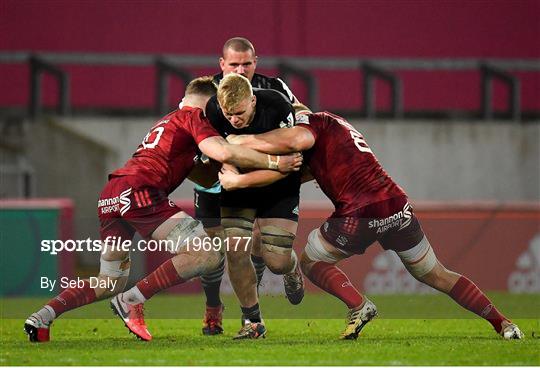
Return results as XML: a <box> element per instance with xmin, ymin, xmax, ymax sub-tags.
<box><xmin>25</xmin><ymin>218</ymin><xmax>134</xmax><ymax>342</ymax></box>
<box><xmin>259</xmin><ymin>218</ymin><xmax>305</xmax><ymax>304</ymax></box>
<box><xmin>259</xmin><ymin>218</ymin><xmax>298</xmax><ymax>275</ymax></box>
<box><xmin>398</xmin><ymin>235</ymin><xmax>512</xmax><ymax>335</ymax></box>
<box><xmin>110</xmin><ymin>212</ymin><xmax>221</xmax><ymax>341</ymax></box>
<box><xmin>301</xmin><ymin>228</ymin><xmax>364</xmax><ymax>309</ymax></box>
<box><xmin>123</xmin><ymin>211</ymin><xmax>221</xmax><ymax>304</ymax></box>
<box><xmin>301</xmin><ymin>228</ymin><xmax>377</xmax><ymax>339</ymax></box>
<box><xmin>36</xmin><ymin>219</ymin><xmax>133</xmax><ymax>322</ymax></box>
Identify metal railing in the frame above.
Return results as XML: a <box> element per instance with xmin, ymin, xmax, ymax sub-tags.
<box><xmin>29</xmin><ymin>56</ymin><xmax>70</xmax><ymax>117</ymax></box>
<box><xmin>480</xmin><ymin>64</ymin><xmax>520</xmax><ymax>121</ymax></box>
<box><xmin>1</xmin><ymin>52</ymin><xmax>539</xmax><ymax>121</ymax></box>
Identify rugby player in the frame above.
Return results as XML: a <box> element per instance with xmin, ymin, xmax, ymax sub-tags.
<box><xmin>220</xmin><ymin>111</ymin><xmax>524</xmax><ymax>340</ymax></box>
<box><xmin>23</xmin><ymin>76</ymin><xmax>302</xmax><ymax>343</ymax></box>
<box><xmin>196</xmin><ymin>37</ymin><xmax>308</xmax><ymax>336</ymax></box>
<box><xmin>206</xmin><ymin>73</ymin><xmax>304</xmax><ymax>339</ymax></box>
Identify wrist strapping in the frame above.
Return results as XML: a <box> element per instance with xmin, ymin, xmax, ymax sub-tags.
<box><xmin>267</xmin><ymin>155</ymin><xmax>280</xmax><ymax>170</ymax></box>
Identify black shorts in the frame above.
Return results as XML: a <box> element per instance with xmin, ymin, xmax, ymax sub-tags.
<box><xmin>194</xmin><ymin>189</ymin><xmax>221</xmax><ymax>228</ymax></box>
<box><xmin>221</xmin><ymin>189</ymin><xmax>299</xmax><ymax>221</ymax></box>
<box><xmin>221</xmin><ymin>173</ymin><xmax>300</xmax><ymax>221</ymax></box>
<box><xmin>320</xmin><ymin>196</ymin><xmax>425</xmax><ymax>254</ymax></box>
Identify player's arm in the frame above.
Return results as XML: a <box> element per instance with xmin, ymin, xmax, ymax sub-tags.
<box><xmin>198</xmin><ymin>135</ymin><xmax>302</xmax><ymax>173</ymax></box>
<box><xmin>274</xmin><ymin>77</ymin><xmax>308</xmax><ymax>108</ymax></box>
<box><xmin>219</xmin><ymin>166</ymin><xmax>288</xmax><ymax>191</ymax></box>
<box><xmin>227</xmin><ymin>125</ymin><xmax>315</xmax><ymax>154</ymax></box>
<box><xmin>187</xmin><ymin>159</ymin><xmax>220</xmax><ymax>188</ymax></box>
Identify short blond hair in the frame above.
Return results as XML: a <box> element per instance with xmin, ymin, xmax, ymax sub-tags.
<box><xmin>185</xmin><ymin>76</ymin><xmax>217</xmax><ymax>97</ymax></box>
<box><xmin>217</xmin><ymin>73</ymin><xmax>253</xmax><ymax>111</ymax></box>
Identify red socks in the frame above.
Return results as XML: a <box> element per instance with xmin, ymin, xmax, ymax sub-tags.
<box><xmin>46</xmin><ymin>280</ymin><xmax>96</xmax><ymax>317</ymax></box>
<box><xmin>307</xmin><ymin>261</ymin><xmax>364</xmax><ymax>309</ymax></box>
<box><xmin>136</xmin><ymin>259</ymin><xmax>185</xmax><ymax>299</ymax></box>
<box><xmin>449</xmin><ymin>276</ymin><xmax>507</xmax><ymax>333</ymax></box>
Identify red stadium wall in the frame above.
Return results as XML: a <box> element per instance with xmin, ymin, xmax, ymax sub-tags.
<box><xmin>2</xmin><ymin>0</ymin><xmax>539</xmax><ymax>111</ymax></box>
<box><xmin>150</xmin><ymin>201</ymin><xmax>540</xmax><ymax>294</ymax></box>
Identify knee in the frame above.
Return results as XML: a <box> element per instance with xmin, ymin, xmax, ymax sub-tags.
<box><xmin>96</xmin><ymin>254</ymin><xmax>131</xmax><ymax>299</ymax></box>
<box><xmin>418</xmin><ymin>263</ymin><xmax>460</xmax><ymax>293</ymax></box>
<box><xmin>302</xmin><ymin>229</ymin><xmax>343</xmax><ymax>273</ymax></box>
<box><xmin>300</xmin><ymin>251</ymin><xmax>315</xmax><ymax>275</ymax></box>
<box><xmin>99</xmin><ymin>255</ymin><xmax>130</xmax><ymax>279</ymax></box>
<box><xmin>100</xmin><ymin>249</ymin><xmax>130</xmax><ymax>262</ymax></box>
<box><xmin>94</xmin><ymin>275</ymin><xmax>127</xmax><ymax>299</ymax></box>
<box><xmin>260</xmin><ymin>225</ymin><xmax>295</xmax><ymax>268</ymax></box>
<box><xmin>263</xmin><ymin>252</ymin><xmax>292</xmax><ymax>275</ymax></box>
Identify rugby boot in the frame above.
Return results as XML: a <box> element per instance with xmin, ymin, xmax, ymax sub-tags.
<box><xmin>340</xmin><ymin>298</ymin><xmax>378</xmax><ymax>340</ymax></box>
<box><xmin>110</xmin><ymin>294</ymin><xmax>152</xmax><ymax>341</ymax></box>
<box><xmin>500</xmin><ymin>320</ymin><xmax>524</xmax><ymax>339</ymax></box>
<box><xmin>24</xmin><ymin>313</ymin><xmax>51</xmax><ymax>342</ymax></box>
<box><xmin>283</xmin><ymin>252</ymin><xmax>304</xmax><ymax>305</ymax></box>
<box><xmin>202</xmin><ymin>304</ymin><xmax>224</xmax><ymax>335</ymax></box>
<box><xmin>233</xmin><ymin>321</ymin><xmax>267</xmax><ymax>340</ymax></box>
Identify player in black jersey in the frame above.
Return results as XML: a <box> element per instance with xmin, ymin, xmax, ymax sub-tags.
<box><xmin>196</xmin><ymin>37</ymin><xmax>307</xmax><ymax>336</ymax></box>
<box><xmin>203</xmin><ymin>73</ymin><xmax>303</xmax><ymax>339</ymax></box>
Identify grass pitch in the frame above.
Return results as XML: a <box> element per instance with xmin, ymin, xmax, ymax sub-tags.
<box><xmin>1</xmin><ymin>293</ymin><xmax>539</xmax><ymax>366</ymax></box>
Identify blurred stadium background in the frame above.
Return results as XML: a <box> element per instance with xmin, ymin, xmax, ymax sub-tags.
<box><xmin>0</xmin><ymin>0</ymin><xmax>539</xmax><ymax>305</ymax></box>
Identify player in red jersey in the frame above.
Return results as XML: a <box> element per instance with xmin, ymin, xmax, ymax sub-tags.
<box><xmin>23</xmin><ymin>76</ymin><xmax>302</xmax><ymax>343</ymax></box>
<box><xmin>220</xmin><ymin>111</ymin><xmax>524</xmax><ymax>340</ymax></box>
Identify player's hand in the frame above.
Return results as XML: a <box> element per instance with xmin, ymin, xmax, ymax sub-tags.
<box><xmin>226</xmin><ymin>134</ymin><xmax>239</xmax><ymax>144</ymax></box>
<box><xmin>275</xmin><ymin>152</ymin><xmax>303</xmax><ymax>173</ymax></box>
<box><xmin>218</xmin><ymin>167</ymin><xmax>241</xmax><ymax>191</ymax></box>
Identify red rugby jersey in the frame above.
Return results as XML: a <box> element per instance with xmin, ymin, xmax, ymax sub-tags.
<box><xmin>111</xmin><ymin>106</ymin><xmax>219</xmax><ymax>194</ymax></box>
<box><xmin>297</xmin><ymin>112</ymin><xmax>406</xmax><ymax>215</ymax></box>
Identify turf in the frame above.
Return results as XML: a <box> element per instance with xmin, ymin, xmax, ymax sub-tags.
<box><xmin>1</xmin><ymin>294</ymin><xmax>539</xmax><ymax>366</ymax></box>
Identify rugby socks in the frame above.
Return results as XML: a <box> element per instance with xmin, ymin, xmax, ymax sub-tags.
<box><xmin>241</xmin><ymin>303</ymin><xmax>262</xmax><ymax>324</ymax></box>
<box><xmin>307</xmin><ymin>261</ymin><xmax>364</xmax><ymax>309</ymax></box>
<box><xmin>201</xmin><ymin>255</ymin><xmax>265</xmax><ymax>307</ymax></box>
<box><xmin>449</xmin><ymin>275</ymin><xmax>507</xmax><ymax>333</ymax></box>
<box><xmin>201</xmin><ymin>257</ymin><xmax>225</xmax><ymax>308</ymax></box>
<box><xmin>121</xmin><ymin>284</ymin><xmax>147</xmax><ymax>305</ymax></box>
<box><xmin>134</xmin><ymin>259</ymin><xmax>185</xmax><ymax>301</ymax></box>
<box><xmin>35</xmin><ymin>306</ymin><xmax>55</xmax><ymax>324</ymax></box>
<box><xmin>251</xmin><ymin>255</ymin><xmax>266</xmax><ymax>287</ymax></box>
<box><xmin>43</xmin><ymin>280</ymin><xmax>96</xmax><ymax>322</ymax></box>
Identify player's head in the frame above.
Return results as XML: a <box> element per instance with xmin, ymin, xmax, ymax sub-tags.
<box><xmin>220</xmin><ymin>37</ymin><xmax>257</xmax><ymax>82</ymax></box>
<box><xmin>182</xmin><ymin>76</ymin><xmax>217</xmax><ymax>110</ymax></box>
<box><xmin>217</xmin><ymin>73</ymin><xmax>256</xmax><ymax>129</ymax></box>
<box><xmin>186</xmin><ymin>76</ymin><xmax>217</xmax><ymax>97</ymax></box>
